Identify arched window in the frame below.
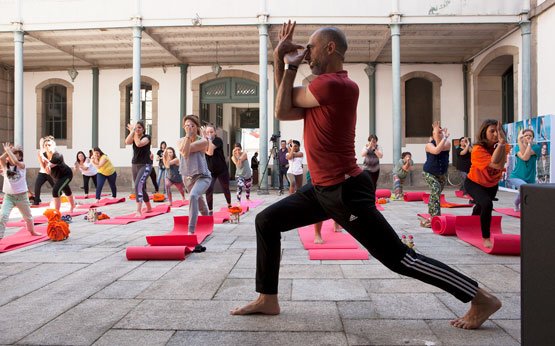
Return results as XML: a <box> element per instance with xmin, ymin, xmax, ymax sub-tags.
<box><xmin>125</xmin><ymin>83</ymin><xmax>153</xmax><ymax>135</ymax></box>
<box><xmin>119</xmin><ymin>76</ymin><xmax>159</xmax><ymax>148</ymax></box>
<box><xmin>36</xmin><ymin>79</ymin><xmax>74</xmax><ymax>148</ymax></box>
<box><xmin>43</xmin><ymin>85</ymin><xmax>67</xmax><ymax>139</ymax></box>
<box><xmin>401</xmin><ymin>72</ymin><xmax>442</xmax><ymax>144</ymax></box>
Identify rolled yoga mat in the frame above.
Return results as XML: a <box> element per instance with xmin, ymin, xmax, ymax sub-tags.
<box><xmin>146</xmin><ymin>215</ymin><xmax>214</xmax><ymax>246</ymax></box>
<box><xmin>375</xmin><ymin>189</ymin><xmax>392</xmax><ymax>199</ymax></box>
<box><xmin>403</xmin><ymin>191</ymin><xmax>426</xmax><ymax>202</ymax></box>
<box><xmin>431</xmin><ymin>215</ymin><xmax>458</xmax><ymax>235</ymax></box>
<box><xmin>454</xmin><ymin>215</ymin><xmax>520</xmax><ymax>255</ymax></box>
<box><xmin>126</xmin><ymin>246</ymin><xmax>192</xmax><ymax>260</ymax></box>
<box><xmin>494</xmin><ymin>208</ymin><xmax>521</xmax><ymax>219</ymax></box>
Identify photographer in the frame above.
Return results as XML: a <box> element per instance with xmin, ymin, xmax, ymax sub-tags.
<box><xmin>277</xmin><ymin>140</ymin><xmax>289</xmax><ymax>195</ymax></box>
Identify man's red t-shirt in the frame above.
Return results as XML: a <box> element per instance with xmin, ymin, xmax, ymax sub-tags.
<box><xmin>305</xmin><ymin>71</ymin><xmax>362</xmax><ymax>186</ymax></box>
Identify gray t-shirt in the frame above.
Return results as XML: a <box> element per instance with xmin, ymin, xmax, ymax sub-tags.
<box><xmin>179</xmin><ymin>137</ymin><xmax>211</xmax><ymax>179</ymax></box>
<box><xmin>394</xmin><ymin>158</ymin><xmax>414</xmax><ymax>180</ymax></box>
<box><xmin>235</xmin><ymin>157</ymin><xmax>252</xmax><ymax>179</ymax></box>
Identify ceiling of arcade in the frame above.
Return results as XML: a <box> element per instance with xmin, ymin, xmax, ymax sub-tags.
<box><xmin>0</xmin><ymin>23</ymin><xmax>517</xmax><ymax>71</ymax></box>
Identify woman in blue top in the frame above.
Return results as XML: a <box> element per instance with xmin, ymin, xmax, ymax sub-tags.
<box><xmin>507</xmin><ymin>129</ymin><xmax>541</xmax><ymax>212</ymax></box>
<box><xmin>421</xmin><ymin>121</ymin><xmax>451</xmax><ymax>227</ymax></box>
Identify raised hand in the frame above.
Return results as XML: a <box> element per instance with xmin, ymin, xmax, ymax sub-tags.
<box><xmin>126</xmin><ymin>123</ymin><xmax>134</xmax><ymax>133</ymax></box>
<box><xmin>497</xmin><ymin>121</ymin><xmax>506</xmax><ymax>144</ymax></box>
<box><xmin>275</xmin><ymin>20</ymin><xmax>304</xmax><ymax>61</ymax></box>
<box><xmin>432</xmin><ymin>121</ymin><xmax>441</xmax><ymax>130</ymax></box>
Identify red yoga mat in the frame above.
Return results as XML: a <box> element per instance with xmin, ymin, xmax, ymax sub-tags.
<box><xmin>308</xmin><ymin>248</ymin><xmax>369</xmax><ymax>260</ymax></box>
<box><xmin>30</xmin><ymin>202</ymin><xmax>51</xmax><ymax>208</ymax></box>
<box><xmin>6</xmin><ymin>210</ymin><xmax>89</xmax><ymax>227</ymax></box>
<box><xmin>403</xmin><ymin>191</ymin><xmax>425</xmax><ymax>202</ymax></box>
<box><xmin>422</xmin><ymin>193</ymin><xmax>473</xmax><ymax>208</ymax></box>
<box><xmin>375</xmin><ymin>189</ymin><xmax>391</xmax><ymax>199</ymax></box>
<box><xmin>455</xmin><ymin>190</ymin><xmax>472</xmax><ymax>199</ymax></box>
<box><xmin>417</xmin><ymin>213</ymin><xmax>454</xmax><ymax>221</ymax></box>
<box><xmin>212</xmin><ymin>212</ymin><xmax>230</xmax><ymax>224</ymax></box>
<box><xmin>0</xmin><ymin>225</ymin><xmax>49</xmax><ymax>253</ymax></box>
<box><xmin>95</xmin><ymin>204</ymin><xmax>170</xmax><ymax>224</ymax></box>
<box><xmin>298</xmin><ymin>220</ymin><xmax>360</xmax><ymax>250</ymax></box>
<box><xmin>431</xmin><ymin>215</ymin><xmax>458</xmax><ymax>235</ymax></box>
<box><xmin>76</xmin><ymin>197</ymin><xmax>126</xmax><ymax>209</ymax></box>
<box><xmin>126</xmin><ymin>246</ymin><xmax>192</xmax><ymax>260</ymax></box>
<box><xmin>146</xmin><ymin>215</ymin><xmax>214</xmax><ymax>246</ymax></box>
<box><xmin>74</xmin><ymin>193</ymin><xmax>109</xmax><ymax>200</ymax></box>
<box><xmin>455</xmin><ymin>215</ymin><xmax>520</xmax><ymax>255</ymax></box>
<box><xmin>494</xmin><ymin>208</ymin><xmax>521</xmax><ymax>219</ymax></box>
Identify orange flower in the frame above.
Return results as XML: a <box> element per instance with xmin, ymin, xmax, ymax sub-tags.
<box><xmin>228</xmin><ymin>205</ymin><xmax>242</xmax><ymax>214</ymax></box>
<box><xmin>153</xmin><ymin>193</ymin><xmax>165</xmax><ymax>202</ymax></box>
<box><xmin>47</xmin><ymin>220</ymin><xmax>70</xmax><ymax>241</ymax></box>
<box><xmin>43</xmin><ymin>209</ymin><xmax>62</xmax><ymax>222</ymax></box>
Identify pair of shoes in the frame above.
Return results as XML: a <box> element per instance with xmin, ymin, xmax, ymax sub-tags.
<box><xmin>420</xmin><ymin>219</ymin><xmax>431</xmax><ymax>228</ymax></box>
<box><xmin>513</xmin><ymin>205</ymin><xmax>520</xmax><ymax>212</ymax></box>
<box><xmin>61</xmin><ymin>215</ymin><xmax>72</xmax><ymax>223</ymax></box>
<box><xmin>193</xmin><ymin>245</ymin><xmax>206</xmax><ymax>253</ymax></box>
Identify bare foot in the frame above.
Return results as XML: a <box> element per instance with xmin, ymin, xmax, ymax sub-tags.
<box><xmin>314</xmin><ymin>235</ymin><xmax>324</xmax><ymax>244</ymax></box>
<box><xmin>230</xmin><ymin>294</ymin><xmax>280</xmax><ymax>315</ymax></box>
<box><xmin>483</xmin><ymin>238</ymin><xmax>493</xmax><ymax>249</ymax></box>
<box><xmin>134</xmin><ymin>212</ymin><xmax>143</xmax><ymax>218</ymax></box>
<box><xmin>450</xmin><ymin>288</ymin><xmax>501</xmax><ymax>329</ymax></box>
<box><xmin>29</xmin><ymin>230</ymin><xmax>42</xmax><ymax>236</ymax></box>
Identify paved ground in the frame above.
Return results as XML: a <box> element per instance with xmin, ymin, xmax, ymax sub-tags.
<box><xmin>0</xmin><ymin>187</ymin><xmax>521</xmax><ymax>345</ymax></box>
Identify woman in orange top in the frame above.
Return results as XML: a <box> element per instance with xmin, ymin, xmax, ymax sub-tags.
<box><xmin>464</xmin><ymin>119</ymin><xmax>509</xmax><ymax>249</ymax></box>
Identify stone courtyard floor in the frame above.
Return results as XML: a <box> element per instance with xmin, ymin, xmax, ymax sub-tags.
<box><xmin>0</xmin><ymin>187</ymin><xmax>521</xmax><ymax>345</ymax></box>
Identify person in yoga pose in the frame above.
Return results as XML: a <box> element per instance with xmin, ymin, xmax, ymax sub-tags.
<box><xmin>43</xmin><ymin>137</ymin><xmax>75</xmax><ymax>212</ymax></box>
<box><xmin>506</xmin><ymin>129</ymin><xmax>540</xmax><ymax>212</ymax></box>
<box><xmin>163</xmin><ymin>146</ymin><xmax>186</xmax><ymax>206</ymax></box>
<box><xmin>231</xmin><ymin>22</ymin><xmax>501</xmax><ymax>330</ymax></box>
<box><xmin>0</xmin><ymin>144</ymin><xmax>41</xmax><ymax>239</ymax></box>
<box><xmin>464</xmin><ymin>119</ymin><xmax>509</xmax><ymax>249</ymax></box>
<box><xmin>90</xmin><ymin>147</ymin><xmax>117</xmax><ymax>202</ymax></box>
<box><xmin>32</xmin><ymin>136</ymin><xmax>55</xmax><ymax>206</ymax></box>
<box><xmin>204</xmin><ymin>124</ymin><xmax>232</xmax><ymax>214</ymax></box>
<box><xmin>178</xmin><ymin>115</ymin><xmax>211</xmax><ymax>234</ymax></box>
<box><xmin>74</xmin><ymin>151</ymin><xmax>97</xmax><ymax>199</ymax></box>
<box><xmin>125</xmin><ymin>121</ymin><xmax>153</xmax><ymax>217</ymax></box>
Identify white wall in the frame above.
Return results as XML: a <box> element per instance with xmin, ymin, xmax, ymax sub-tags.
<box><xmin>469</xmin><ymin>29</ymin><xmax>522</xmax><ymax>134</ymax></box>
<box><xmin>536</xmin><ymin>5</ymin><xmax>555</xmax><ymax>115</ymax></box>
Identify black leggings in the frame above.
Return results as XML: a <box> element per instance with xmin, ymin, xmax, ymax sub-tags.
<box><xmin>149</xmin><ymin>168</ymin><xmax>159</xmax><ymax>192</ymax></box>
<box><xmin>83</xmin><ymin>174</ymin><xmax>97</xmax><ymax>195</ymax></box>
<box><xmin>464</xmin><ymin>178</ymin><xmax>499</xmax><ymax>239</ymax></box>
<box><xmin>52</xmin><ymin>174</ymin><xmax>73</xmax><ymax>198</ymax></box>
<box><xmin>206</xmin><ymin>170</ymin><xmax>232</xmax><ymax>211</ymax></box>
<box><xmin>255</xmin><ymin>170</ymin><xmax>478</xmax><ymax>303</ymax></box>
<box><xmin>33</xmin><ymin>172</ymin><xmax>54</xmax><ymax>205</ymax></box>
<box><xmin>368</xmin><ymin>169</ymin><xmax>380</xmax><ymax>189</ymax></box>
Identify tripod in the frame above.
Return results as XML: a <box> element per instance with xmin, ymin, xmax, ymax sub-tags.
<box><xmin>258</xmin><ymin>140</ymin><xmax>279</xmax><ymax>190</ymax></box>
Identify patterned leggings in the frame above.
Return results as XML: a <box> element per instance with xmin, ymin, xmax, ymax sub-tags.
<box><xmin>423</xmin><ymin>172</ymin><xmax>446</xmax><ymax>217</ymax></box>
<box><xmin>392</xmin><ymin>174</ymin><xmax>405</xmax><ymax>197</ymax></box>
<box><xmin>236</xmin><ymin>176</ymin><xmax>252</xmax><ymax>202</ymax></box>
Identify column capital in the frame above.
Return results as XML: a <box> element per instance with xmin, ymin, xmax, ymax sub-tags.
<box><xmin>364</xmin><ymin>63</ymin><xmax>376</xmax><ymax>77</ymax></box>
<box><xmin>257</xmin><ymin>13</ymin><xmax>269</xmax><ymax>24</ymax></box>
<box><xmin>520</xmin><ymin>19</ymin><xmax>531</xmax><ymax>35</ymax></box>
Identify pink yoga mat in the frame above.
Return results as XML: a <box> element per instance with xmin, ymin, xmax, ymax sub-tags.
<box><xmin>431</xmin><ymin>215</ymin><xmax>458</xmax><ymax>235</ymax></box>
<box><xmin>494</xmin><ymin>208</ymin><xmax>521</xmax><ymax>218</ymax></box>
<box><xmin>0</xmin><ymin>225</ymin><xmax>49</xmax><ymax>253</ymax></box>
<box><xmin>76</xmin><ymin>197</ymin><xmax>126</xmax><ymax>209</ymax></box>
<box><xmin>375</xmin><ymin>189</ymin><xmax>391</xmax><ymax>199</ymax></box>
<box><xmin>455</xmin><ymin>190</ymin><xmax>472</xmax><ymax>199</ymax></box>
<box><xmin>298</xmin><ymin>220</ymin><xmax>359</xmax><ymax>250</ymax></box>
<box><xmin>240</xmin><ymin>199</ymin><xmax>264</xmax><ymax>209</ymax></box>
<box><xmin>212</xmin><ymin>212</ymin><xmax>230</xmax><ymax>224</ymax></box>
<box><xmin>455</xmin><ymin>215</ymin><xmax>520</xmax><ymax>255</ymax></box>
<box><xmin>375</xmin><ymin>203</ymin><xmax>384</xmax><ymax>211</ymax></box>
<box><xmin>146</xmin><ymin>215</ymin><xmax>214</xmax><ymax>246</ymax></box>
<box><xmin>30</xmin><ymin>202</ymin><xmax>50</xmax><ymax>208</ymax></box>
<box><xmin>126</xmin><ymin>246</ymin><xmax>192</xmax><ymax>260</ymax></box>
<box><xmin>308</xmin><ymin>248</ymin><xmax>369</xmax><ymax>260</ymax></box>
<box><xmin>417</xmin><ymin>213</ymin><xmax>454</xmax><ymax>221</ymax></box>
<box><xmin>171</xmin><ymin>200</ymin><xmax>189</xmax><ymax>208</ymax></box>
<box><xmin>403</xmin><ymin>191</ymin><xmax>425</xmax><ymax>202</ymax></box>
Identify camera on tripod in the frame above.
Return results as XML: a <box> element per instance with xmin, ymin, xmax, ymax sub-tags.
<box><xmin>270</xmin><ymin>133</ymin><xmax>280</xmax><ymax>143</ymax></box>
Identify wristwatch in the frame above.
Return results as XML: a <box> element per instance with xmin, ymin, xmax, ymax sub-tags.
<box><xmin>285</xmin><ymin>64</ymin><xmax>298</xmax><ymax>71</ymax></box>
